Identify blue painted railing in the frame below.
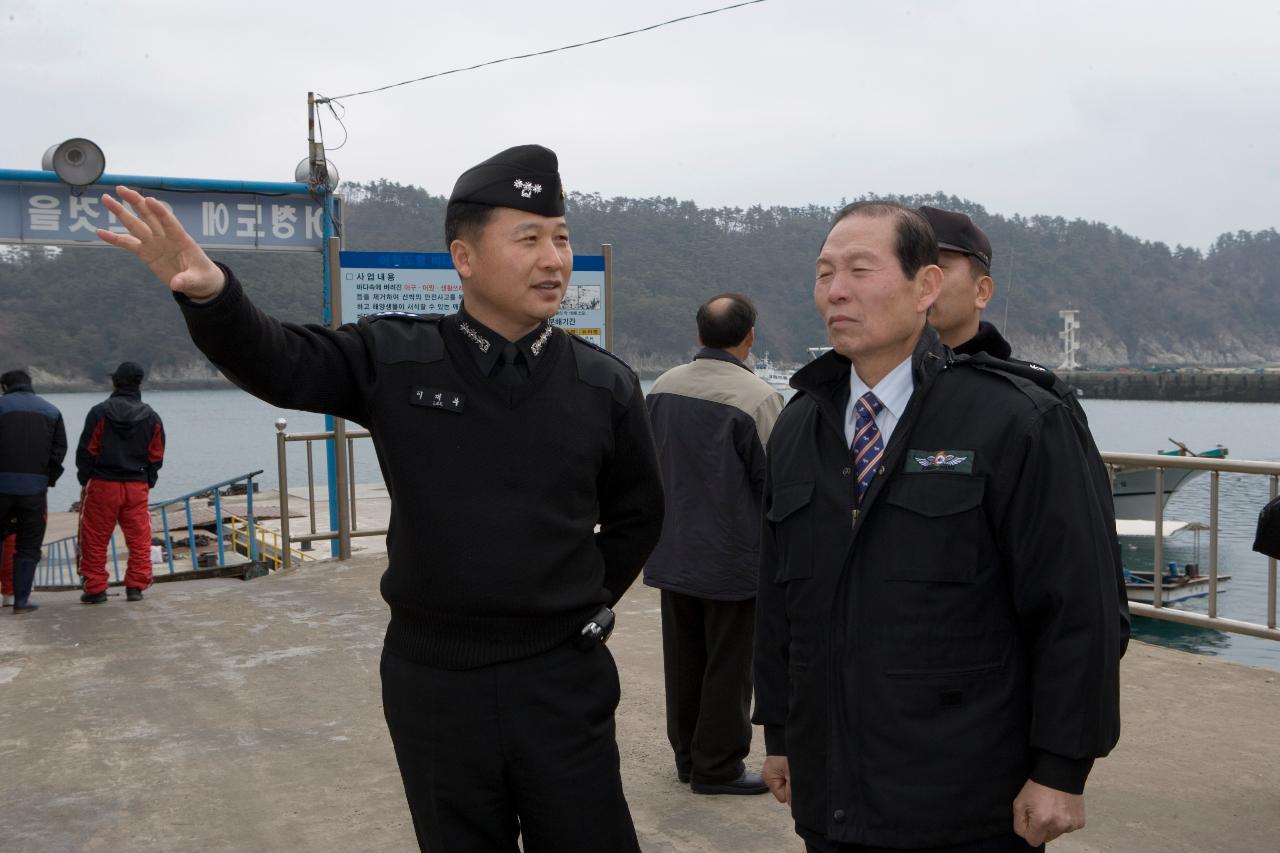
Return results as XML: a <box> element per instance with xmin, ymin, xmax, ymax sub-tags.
<box><xmin>33</xmin><ymin>471</ymin><xmax>264</xmax><ymax>589</ymax></box>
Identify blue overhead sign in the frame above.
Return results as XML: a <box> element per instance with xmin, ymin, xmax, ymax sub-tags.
<box><xmin>0</xmin><ymin>179</ymin><xmax>329</xmax><ymax>251</ymax></box>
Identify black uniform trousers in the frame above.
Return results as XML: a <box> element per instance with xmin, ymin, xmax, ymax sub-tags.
<box><xmin>381</xmin><ymin>640</ymin><xmax>640</xmax><ymax>853</ymax></box>
<box><xmin>659</xmin><ymin>589</ymin><xmax>755</xmax><ymax>784</ymax></box>
<box><xmin>798</xmin><ymin>824</ymin><xmax>1044</xmax><ymax>853</ymax></box>
<box><xmin>0</xmin><ymin>492</ymin><xmax>47</xmax><ymax>564</ymax></box>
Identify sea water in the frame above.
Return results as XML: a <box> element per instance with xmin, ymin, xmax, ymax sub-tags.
<box><xmin>35</xmin><ymin>388</ymin><xmax>1280</xmax><ymax>670</ymax></box>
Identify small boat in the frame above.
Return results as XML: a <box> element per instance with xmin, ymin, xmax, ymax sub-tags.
<box><xmin>1110</xmin><ymin>440</ymin><xmax>1228</xmax><ymax>521</ymax></box>
<box><xmin>1115</xmin><ymin>519</ymin><xmax>1230</xmax><ymax>604</ymax></box>
<box><xmin>753</xmin><ymin>353</ymin><xmax>793</xmax><ymax>392</ymax></box>
<box><xmin>1122</xmin><ymin>564</ymin><xmax>1231</xmax><ymax>605</ymax></box>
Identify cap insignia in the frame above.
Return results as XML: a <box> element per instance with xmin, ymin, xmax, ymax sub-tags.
<box><xmin>514</xmin><ymin>180</ymin><xmax>543</xmax><ymax>199</ymax></box>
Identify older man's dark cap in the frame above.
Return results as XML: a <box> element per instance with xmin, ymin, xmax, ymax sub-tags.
<box><xmin>111</xmin><ymin>361</ymin><xmax>145</xmax><ymax>385</ymax></box>
<box><xmin>1253</xmin><ymin>495</ymin><xmax>1280</xmax><ymax>560</ymax></box>
<box><xmin>448</xmin><ymin>144</ymin><xmax>565</xmax><ymax>217</ymax></box>
<box><xmin>918</xmin><ymin>206</ymin><xmax>993</xmax><ymax>270</ymax></box>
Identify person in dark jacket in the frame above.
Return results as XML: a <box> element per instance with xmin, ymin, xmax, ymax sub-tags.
<box><xmin>76</xmin><ymin>361</ymin><xmax>165</xmax><ymax>604</ymax></box>
<box><xmin>754</xmin><ymin>202</ymin><xmax>1122</xmax><ymax>852</ymax></box>
<box><xmin>918</xmin><ymin>205</ymin><xmax>1129</xmax><ymax>654</ymax></box>
<box><xmin>95</xmin><ymin>144</ymin><xmax>664</xmax><ymax>853</ymax></box>
<box><xmin>0</xmin><ymin>369</ymin><xmax>67</xmax><ymax>614</ymax></box>
<box><xmin>644</xmin><ymin>293</ymin><xmax>784</xmax><ymax>796</ymax></box>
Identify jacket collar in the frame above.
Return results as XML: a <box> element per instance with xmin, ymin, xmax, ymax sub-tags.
<box><xmin>952</xmin><ymin>320</ymin><xmax>1012</xmax><ymax>360</ymax></box>
<box><xmin>693</xmin><ymin>347</ymin><xmax>753</xmax><ymax>372</ymax></box>
<box><xmin>454</xmin><ymin>303</ymin><xmax>554</xmax><ymax>377</ymax></box>
<box><xmin>791</xmin><ymin>325</ymin><xmax>950</xmax><ymax>407</ymax></box>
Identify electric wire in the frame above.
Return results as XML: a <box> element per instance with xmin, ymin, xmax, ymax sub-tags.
<box><xmin>317</xmin><ymin>0</ymin><xmax>769</xmax><ymax>103</ymax></box>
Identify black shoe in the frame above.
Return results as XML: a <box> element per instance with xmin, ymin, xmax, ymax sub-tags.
<box><xmin>126</xmin><ymin>588</ymin><xmax>144</xmax><ymax>602</ymax></box>
<box><xmin>80</xmin><ymin>590</ymin><xmax>108</xmax><ymax>604</ymax></box>
<box><xmin>13</xmin><ymin>602</ymin><xmax>39</xmax><ymax>614</ymax></box>
<box><xmin>677</xmin><ymin>770</ymin><xmax>691</xmax><ymax>784</ymax></box>
<box><xmin>690</xmin><ymin>769</ymin><xmax>770</xmax><ymax>796</ymax></box>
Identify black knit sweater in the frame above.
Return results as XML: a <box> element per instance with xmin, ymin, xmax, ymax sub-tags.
<box><xmin>178</xmin><ymin>267</ymin><xmax>664</xmax><ymax>669</ymax></box>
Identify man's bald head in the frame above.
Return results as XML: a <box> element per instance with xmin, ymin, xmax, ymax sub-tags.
<box><xmin>696</xmin><ymin>293</ymin><xmax>757</xmax><ymax>350</ymax></box>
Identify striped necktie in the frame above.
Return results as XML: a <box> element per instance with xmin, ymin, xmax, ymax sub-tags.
<box><xmin>852</xmin><ymin>392</ymin><xmax>885</xmax><ymax>502</ymax></box>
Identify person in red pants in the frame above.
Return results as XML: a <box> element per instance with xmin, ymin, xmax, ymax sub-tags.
<box><xmin>1</xmin><ymin>526</ymin><xmax>14</xmax><ymax>607</ymax></box>
<box><xmin>75</xmin><ymin>362</ymin><xmax>165</xmax><ymax>603</ymax></box>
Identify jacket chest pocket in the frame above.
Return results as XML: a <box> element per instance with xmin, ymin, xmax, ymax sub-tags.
<box><xmin>881</xmin><ymin>475</ymin><xmax>986</xmax><ymax>583</ymax></box>
<box><xmin>766</xmin><ymin>481</ymin><xmax>814</xmax><ymax>581</ymax></box>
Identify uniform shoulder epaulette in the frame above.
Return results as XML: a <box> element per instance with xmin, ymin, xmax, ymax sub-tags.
<box><xmin>360</xmin><ymin>312</ymin><xmax>445</xmax><ymax>364</ymax></box>
<box><xmin>567</xmin><ymin>333</ymin><xmax>638</xmax><ymax>404</ymax></box>
<box><xmin>951</xmin><ymin>351</ymin><xmax>1056</xmax><ymax>391</ymax></box>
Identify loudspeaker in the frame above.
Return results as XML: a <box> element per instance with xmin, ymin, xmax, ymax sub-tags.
<box><xmin>295</xmin><ymin>156</ymin><xmax>339</xmax><ymax>189</ymax></box>
<box><xmin>41</xmin><ymin>138</ymin><xmax>106</xmax><ymax>187</ymax></box>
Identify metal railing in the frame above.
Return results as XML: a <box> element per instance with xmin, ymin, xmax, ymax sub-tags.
<box><xmin>274</xmin><ymin>418</ymin><xmax>387</xmax><ymax>569</ymax></box>
<box><xmin>34</xmin><ymin>471</ymin><xmax>265</xmax><ymax>590</ymax></box>
<box><xmin>226</xmin><ymin>513</ymin><xmax>316</xmax><ymax>571</ymax></box>
<box><xmin>1103</xmin><ymin>451</ymin><xmax>1279</xmax><ymax>641</ymax></box>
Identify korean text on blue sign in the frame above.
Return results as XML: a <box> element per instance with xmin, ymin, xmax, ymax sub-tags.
<box><xmin>0</xmin><ymin>183</ymin><xmax>328</xmax><ymax>251</ymax></box>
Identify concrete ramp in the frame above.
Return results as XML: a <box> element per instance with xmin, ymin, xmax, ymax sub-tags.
<box><xmin>2</xmin><ymin>555</ymin><xmax>1278</xmax><ymax>851</ymax></box>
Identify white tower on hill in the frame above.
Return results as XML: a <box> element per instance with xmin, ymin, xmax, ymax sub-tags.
<box><xmin>1058</xmin><ymin>309</ymin><xmax>1080</xmax><ymax>371</ymax></box>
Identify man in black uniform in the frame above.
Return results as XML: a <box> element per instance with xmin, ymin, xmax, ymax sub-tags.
<box><xmin>96</xmin><ymin>145</ymin><xmax>664</xmax><ymax>853</ymax></box>
<box><xmin>754</xmin><ymin>202</ymin><xmax>1123</xmax><ymax>851</ymax></box>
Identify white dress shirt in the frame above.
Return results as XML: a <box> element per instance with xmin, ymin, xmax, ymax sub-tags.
<box><xmin>843</xmin><ymin>356</ymin><xmax>914</xmax><ymax>449</ymax></box>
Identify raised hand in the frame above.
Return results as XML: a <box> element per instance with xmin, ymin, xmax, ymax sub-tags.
<box><xmin>97</xmin><ymin>186</ymin><xmax>226</xmax><ymax>300</ymax></box>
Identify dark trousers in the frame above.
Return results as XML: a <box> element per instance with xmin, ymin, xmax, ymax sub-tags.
<box><xmin>660</xmin><ymin>589</ymin><xmax>755</xmax><ymax>784</ymax></box>
<box><xmin>797</xmin><ymin>824</ymin><xmax>1044</xmax><ymax>853</ymax></box>
<box><xmin>0</xmin><ymin>492</ymin><xmax>47</xmax><ymax>603</ymax></box>
<box><xmin>381</xmin><ymin>641</ymin><xmax>640</xmax><ymax>853</ymax></box>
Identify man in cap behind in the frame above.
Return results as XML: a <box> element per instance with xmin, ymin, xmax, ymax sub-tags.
<box><xmin>76</xmin><ymin>361</ymin><xmax>165</xmax><ymax>603</ymax></box>
<box><xmin>95</xmin><ymin>144</ymin><xmax>664</xmax><ymax>852</ymax></box>
<box><xmin>916</xmin><ymin>206</ymin><xmax>1007</xmax><ymax>358</ymax></box>
<box><xmin>918</xmin><ymin>205</ymin><xmax>1129</xmax><ymax>655</ymax></box>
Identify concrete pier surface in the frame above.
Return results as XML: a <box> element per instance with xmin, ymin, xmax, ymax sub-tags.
<box><xmin>2</xmin><ymin>555</ymin><xmax>1277</xmax><ymax>852</ymax></box>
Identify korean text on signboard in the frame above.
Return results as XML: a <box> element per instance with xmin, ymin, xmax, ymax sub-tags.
<box><xmin>339</xmin><ymin>252</ymin><xmax>608</xmax><ymax>348</ymax></box>
<box><xmin>0</xmin><ymin>183</ymin><xmax>329</xmax><ymax>251</ymax></box>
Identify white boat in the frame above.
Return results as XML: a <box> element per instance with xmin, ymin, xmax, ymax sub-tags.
<box><xmin>1110</xmin><ymin>441</ymin><xmax>1228</xmax><ymax>521</ymax></box>
<box><xmin>753</xmin><ymin>353</ymin><xmax>793</xmax><ymax>392</ymax></box>
<box><xmin>1122</xmin><ymin>567</ymin><xmax>1231</xmax><ymax>605</ymax></box>
<box><xmin>1114</xmin><ymin>519</ymin><xmax>1231</xmax><ymax>604</ymax></box>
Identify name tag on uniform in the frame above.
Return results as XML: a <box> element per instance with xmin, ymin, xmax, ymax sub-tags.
<box><xmin>410</xmin><ymin>387</ymin><xmax>465</xmax><ymax>413</ymax></box>
<box><xmin>905</xmin><ymin>449</ymin><xmax>974</xmax><ymax>474</ymax></box>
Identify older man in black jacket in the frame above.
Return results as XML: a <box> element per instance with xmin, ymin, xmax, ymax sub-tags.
<box><xmin>754</xmin><ymin>202</ymin><xmax>1122</xmax><ymax>852</ymax></box>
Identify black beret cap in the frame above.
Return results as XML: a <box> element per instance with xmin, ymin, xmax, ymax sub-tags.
<box><xmin>111</xmin><ymin>361</ymin><xmax>145</xmax><ymax>385</ymax></box>
<box><xmin>918</xmin><ymin>206</ymin><xmax>992</xmax><ymax>270</ymax></box>
<box><xmin>1253</xmin><ymin>495</ymin><xmax>1280</xmax><ymax>560</ymax></box>
<box><xmin>448</xmin><ymin>144</ymin><xmax>565</xmax><ymax>217</ymax></box>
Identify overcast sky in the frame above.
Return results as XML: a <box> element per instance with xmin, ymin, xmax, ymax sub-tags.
<box><xmin>5</xmin><ymin>0</ymin><xmax>1277</xmax><ymax>249</ymax></box>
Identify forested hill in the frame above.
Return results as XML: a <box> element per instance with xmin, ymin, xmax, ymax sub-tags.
<box><xmin>2</xmin><ymin>180</ymin><xmax>1278</xmax><ymax>388</ymax></box>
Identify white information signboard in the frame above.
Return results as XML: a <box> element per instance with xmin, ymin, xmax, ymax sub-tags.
<box><xmin>338</xmin><ymin>251</ymin><xmax>609</xmax><ymax>348</ymax></box>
